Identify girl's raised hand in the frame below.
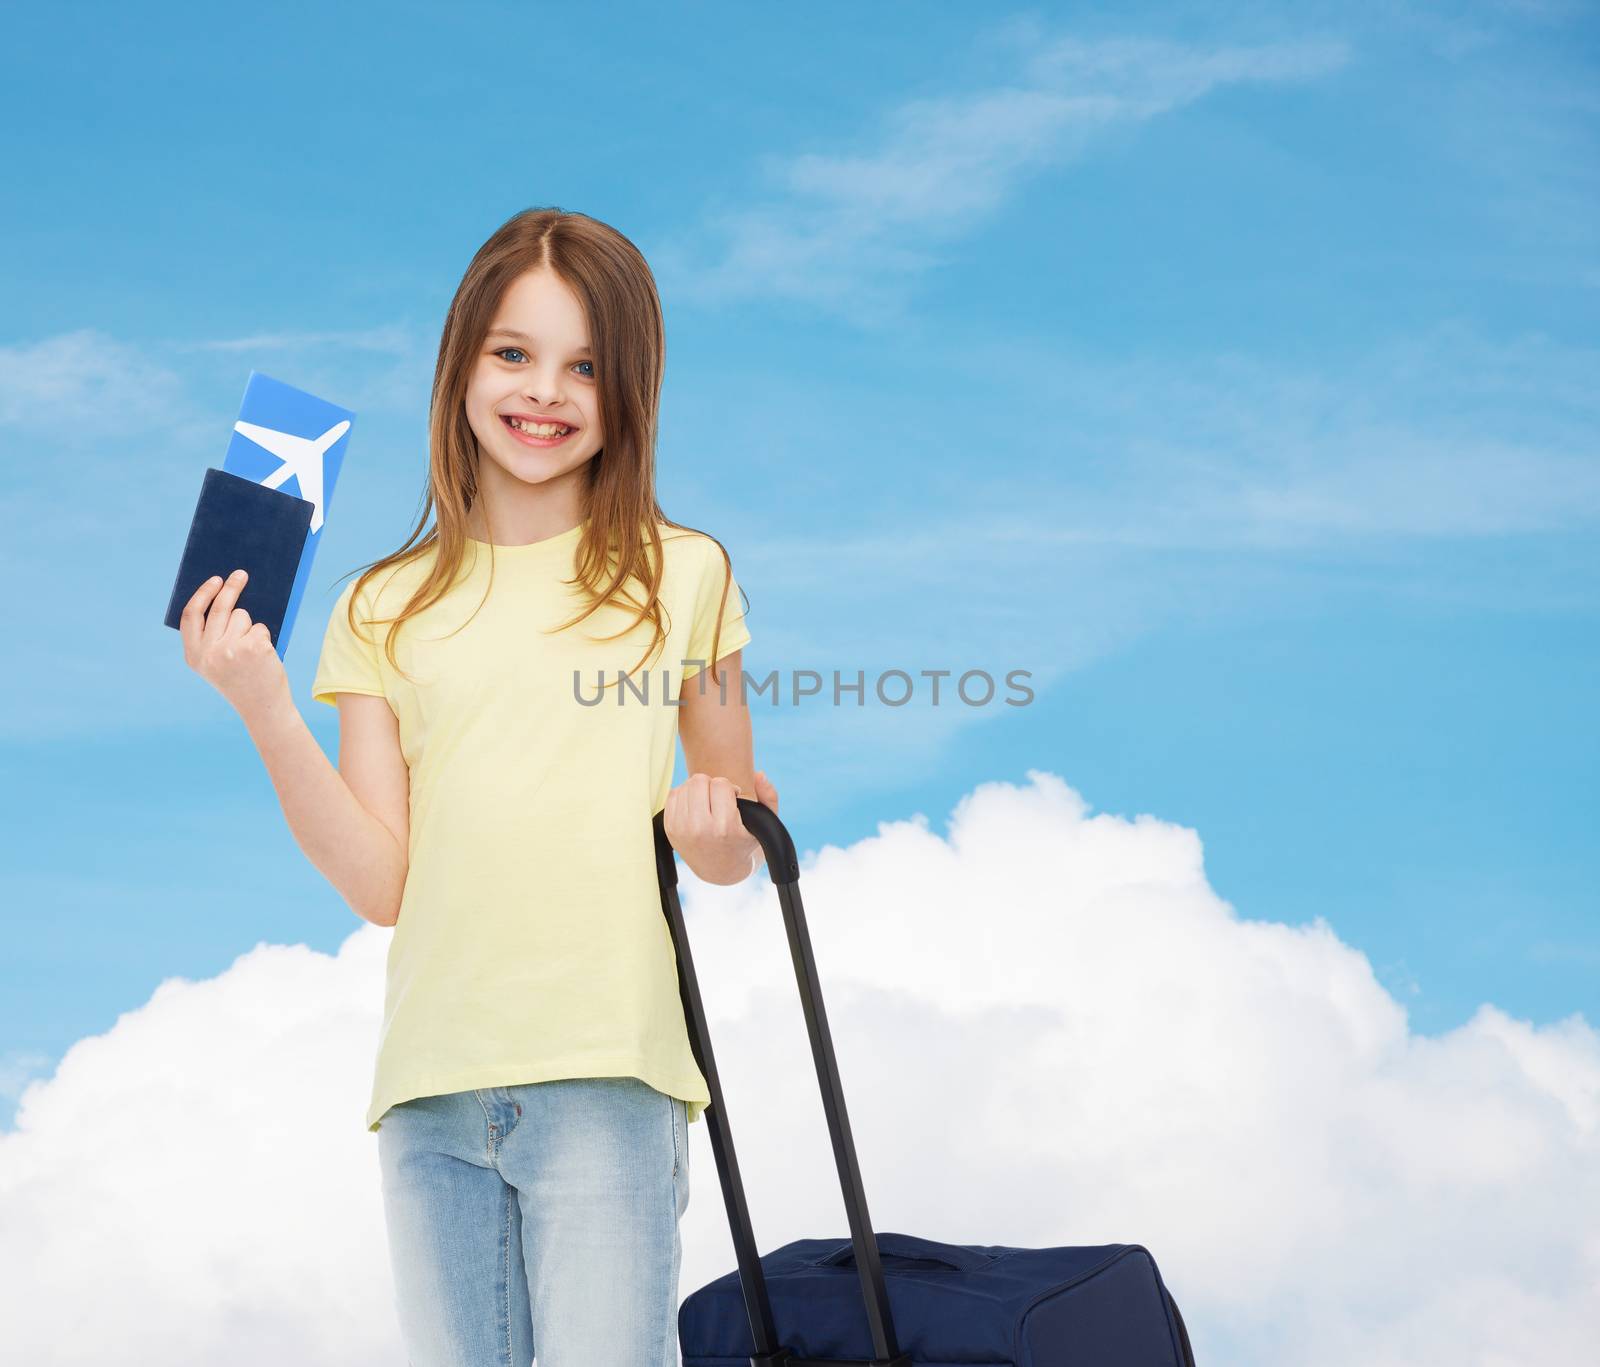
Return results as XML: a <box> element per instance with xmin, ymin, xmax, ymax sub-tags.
<box><xmin>179</xmin><ymin>569</ymin><xmax>291</xmax><ymax>723</ymax></box>
<box><xmin>664</xmin><ymin>769</ymin><xmax>779</xmax><ymax>885</ymax></box>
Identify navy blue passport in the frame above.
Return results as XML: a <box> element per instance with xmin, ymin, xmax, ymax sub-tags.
<box><xmin>162</xmin><ymin>467</ymin><xmax>315</xmax><ymax>651</ymax></box>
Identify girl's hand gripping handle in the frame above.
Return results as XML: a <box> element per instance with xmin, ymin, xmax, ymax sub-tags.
<box><xmin>655</xmin><ymin>779</ymin><xmax>799</xmax><ymax>888</ymax></box>
<box><xmin>660</xmin><ymin>771</ymin><xmax>785</xmax><ymax>886</ymax></box>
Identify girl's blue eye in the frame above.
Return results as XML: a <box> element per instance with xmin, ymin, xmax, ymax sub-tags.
<box><xmin>493</xmin><ymin>347</ymin><xmax>595</xmax><ymax>379</ymax></box>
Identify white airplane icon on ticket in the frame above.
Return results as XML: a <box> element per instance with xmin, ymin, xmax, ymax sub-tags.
<box><xmin>232</xmin><ymin>418</ymin><xmax>351</xmax><ymax>534</ymax></box>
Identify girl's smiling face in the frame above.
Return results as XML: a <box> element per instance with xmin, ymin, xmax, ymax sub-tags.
<box><xmin>465</xmin><ymin>265</ymin><xmax>605</xmax><ymax>510</ymax></box>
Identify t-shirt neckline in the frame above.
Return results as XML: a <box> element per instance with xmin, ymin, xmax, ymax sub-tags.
<box><xmin>466</xmin><ymin>518</ymin><xmax>588</xmax><ymax>554</ymax></box>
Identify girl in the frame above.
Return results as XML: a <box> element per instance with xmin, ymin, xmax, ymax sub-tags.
<box><xmin>180</xmin><ymin>207</ymin><xmax>778</xmax><ymax>1366</ymax></box>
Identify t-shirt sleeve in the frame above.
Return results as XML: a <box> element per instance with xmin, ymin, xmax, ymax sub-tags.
<box><xmin>680</xmin><ymin>542</ymin><xmax>751</xmax><ymax>683</ymax></box>
<box><xmin>310</xmin><ymin>578</ymin><xmax>388</xmax><ymax>706</ymax></box>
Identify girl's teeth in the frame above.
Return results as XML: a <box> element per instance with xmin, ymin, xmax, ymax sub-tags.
<box><xmin>508</xmin><ymin>418</ymin><xmax>573</xmax><ymax>437</ymax></box>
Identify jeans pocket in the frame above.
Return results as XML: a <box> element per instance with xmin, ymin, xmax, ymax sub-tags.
<box><xmin>679</xmin><ymin>1099</ymin><xmax>689</xmax><ymax>1182</ymax></box>
<box><xmin>674</xmin><ymin>1098</ymin><xmax>691</xmax><ymax>1220</ymax></box>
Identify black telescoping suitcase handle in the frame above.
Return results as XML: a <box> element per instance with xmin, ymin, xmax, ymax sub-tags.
<box><xmin>653</xmin><ymin>799</ymin><xmax>912</xmax><ymax>1367</ymax></box>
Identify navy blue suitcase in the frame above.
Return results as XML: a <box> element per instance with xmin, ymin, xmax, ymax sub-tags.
<box><xmin>652</xmin><ymin>802</ymin><xmax>1197</xmax><ymax>1366</ymax></box>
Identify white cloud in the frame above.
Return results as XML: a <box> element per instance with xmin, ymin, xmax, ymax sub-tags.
<box><xmin>0</xmin><ymin>1049</ymin><xmax>53</xmax><ymax>1107</ymax></box>
<box><xmin>2</xmin><ymin>771</ymin><xmax>1594</xmax><ymax>1365</ymax></box>
<box><xmin>737</xmin><ymin>320</ymin><xmax>1600</xmax><ymax>566</ymax></box>
<box><xmin>655</xmin><ymin>32</ymin><xmax>1348</xmax><ymax>322</ymax></box>
<box><xmin>176</xmin><ymin>322</ymin><xmax>414</xmax><ymax>355</ymax></box>
<box><xmin>0</xmin><ymin>929</ymin><xmax>396</xmax><ymax>1365</ymax></box>
<box><xmin>0</xmin><ymin>327</ymin><xmax>188</xmax><ymax>431</ymax></box>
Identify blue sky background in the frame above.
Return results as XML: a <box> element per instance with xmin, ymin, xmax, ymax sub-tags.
<box><xmin>1</xmin><ymin>1</ymin><xmax>1595</xmax><ymax>1128</ymax></box>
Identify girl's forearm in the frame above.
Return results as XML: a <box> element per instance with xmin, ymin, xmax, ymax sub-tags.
<box><xmin>241</xmin><ymin>696</ymin><xmax>407</xmax><ymax>927</ymax></box>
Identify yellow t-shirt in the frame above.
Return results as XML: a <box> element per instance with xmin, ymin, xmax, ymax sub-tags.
<box><xmin>309</xmin><ymin>518</ymin><xmax>750</xmax><ymax>1132</ymax></box>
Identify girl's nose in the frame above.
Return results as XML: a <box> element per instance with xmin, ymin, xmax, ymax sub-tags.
<box><xmin>523</xmin><ymin>377</ymin><xmax>565</xmax><ymax>403</ymax></box>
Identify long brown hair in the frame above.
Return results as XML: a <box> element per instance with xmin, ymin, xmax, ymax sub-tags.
<box><xmin>336</xmin><ymin>207</ymin><xmax>746</xmax><ymax>690</ymax></box>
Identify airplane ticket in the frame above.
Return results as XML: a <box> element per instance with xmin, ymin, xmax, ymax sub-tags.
<box><xmin>220</xmin><ymin>370</ymin><xmax>356</xmax><ymax>660</ymax></box>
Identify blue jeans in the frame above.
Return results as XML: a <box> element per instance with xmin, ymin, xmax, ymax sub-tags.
<box><xmin>377</xmin><ymin>1076</ymin><xmax>691</xmax><ymax>1366</ymax></box>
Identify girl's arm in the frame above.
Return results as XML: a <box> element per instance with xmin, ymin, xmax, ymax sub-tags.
<box><xmin>671</xmin><ymin>649</ymin><xmax>776</xmax><ymax>884</ymax></box>
<box><xmin>180</xmin><ymin>570</ymin><xmax>408</xmax><ymax>928</ymax></box>
<box><xmin>242</xmin><ymin>692</ymin><xmax>410</xmax><ymax>927</ymax></box>
<box><xmin>677</xmin><ymin>650</ymin><xmax>757</xmax><ymax>798</ymax></box>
